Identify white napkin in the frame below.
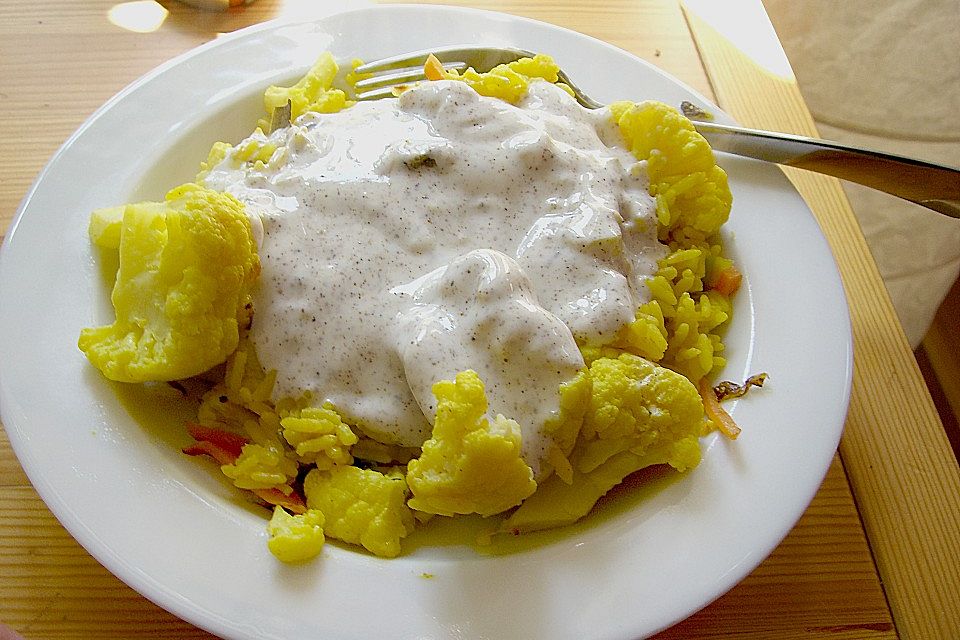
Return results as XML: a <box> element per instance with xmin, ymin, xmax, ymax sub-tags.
<box><xmin>764</xmin><ymin>0</ymin><xmax>960</xmax><ymax>347</ymax></box>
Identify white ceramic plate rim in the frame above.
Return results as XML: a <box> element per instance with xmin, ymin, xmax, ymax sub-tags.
<box><xmin>0</xmin><ymin>5</ymin><xmax>852</xmax><ymax>639</ymax></box>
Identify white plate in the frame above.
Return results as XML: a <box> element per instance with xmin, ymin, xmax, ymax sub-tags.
<box><xmin>0</xmin><ymin>5</ymin><xmax>852</xmax><ymax>639</ymax></box>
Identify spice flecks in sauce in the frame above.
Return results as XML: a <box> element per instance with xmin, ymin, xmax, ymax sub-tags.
<box><xmin>203</xmin><ymin>80</ymin><xmax>663</xmax><ymax>475</ymax></box>
<box><xmin>394</xmin><ymin>248</ymin><xmax>583</xmax><ymax>474</ymax></box>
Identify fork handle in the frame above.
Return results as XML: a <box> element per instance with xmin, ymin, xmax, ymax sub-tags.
<box><xmin>694</xmin><ymin>122</ymin><xmax>960</xmax><ymax>219</ymax></box>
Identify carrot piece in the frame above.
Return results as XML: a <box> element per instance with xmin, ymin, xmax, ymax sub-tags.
<box><xmin>186</xmin><ymin>423</ymin><xmax>249</xmax><ymax>459</ymax></box>
<box><xmin>183</xmin><ymin>440</ymin><xmax>238</xmax><ymax>466</ymax></box>
<box><xmin>699</xmin><ymin>378</ymin><xmax>741</xmax><ymax>440</ymax></box>
<box><xmin>184</xmin><ymin>440</ymin><xmax>307</xmax><ymax>514</ymax></box>
<box><xmin>184</xmin><ymin>421</ymin><xmax>308</xmax><ymax>514</ymax></box>
<box><xmin>710</xmin><ymin>264</ymin><xmax>742</xmax><ymax>296</ymax></box>
<box><xmin>424</xmin><ymin>54</ymin><xmax>446</xmax><ymax>81</ymax></box>
<box><xmin>254</xmin><ymin>488</ymin><xmax>307</xmax><ymax>515</ymax></box>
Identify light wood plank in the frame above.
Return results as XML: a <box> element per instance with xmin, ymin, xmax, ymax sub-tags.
<box><xmin>0</xmin><ymin>0</ymin><xmax>294</xmax><ymax>234</ymax></box>
<box><xmin>376</xmin><ymin>0</ymin><xmax>714</xmax><ymax>98</ymax></box>
<box><xmin>0</xmin><ymin>455</ymin><xmax>894</xmax><ymax>639</ymax></box>
<box><xmin>682</xmin><ymin>5</ymin><xmax>960</xmax><ymax>638</ymax></box>
<box><xmin>654</xmin><ymin>456</ymin><xmax>895</xmax><ymax>639</ymax></box>
<box><xmin>0</xmin><ymin>424</ymin><xmax>30</xmax><ymax>487</ymax></box>
<box><xmin>0</xmin><ymin>0</ymin><xmax>907</xmax><ymax>638</ymax></box>
<box><xmin>0</xmin><ymin>0</ymin><xmax>715</xmax><ymax>234</ymax></box>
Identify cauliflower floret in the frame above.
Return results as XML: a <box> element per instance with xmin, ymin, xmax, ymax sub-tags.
<box><xmin>431</xmin><ymin>53</ymin><xmax>568</xmax><ymax>104</ymax></box>
<box><xmin>610</xmin><ymin>100</ymin><xmax>732</xmax><ymax>238</ymax></box>
<box><xmin>503</xmin><ymin>439</ymin><xmax>700</xmax><ymax>534</ymax></box>
<box><xmin>578</xmin><ymin>353</ymin><xmax>704</xmax><ymax>471</ymax></box>
<box><xmin>611</xmin><ymin>100</ymin><xmax>716</xmax><ymax>178</ymax></box>
<box><xmin>88</xmin><ymin>204</ymin><xmax>143</xmax><ymax>249</ymax></box>
<box><xmin>544</xmin><ymin>370</ymin><xmax>592</xmax><ymax>456</ymax></box>
<box><xmin>405</xmin><ymin>370</ymin><xmax>537</xmax><ymax>517</ymax></box>
<box><xmin>599</xmin><ymin>300</ymin><xmax>669</xmax><ymax>363</ymax></box>
<box><xmin>502</xmin><ymin>354</ymin><xmax>703</xmax><ymax>533</ymax></box>
<box><xmin>260</xmin><ymin>51</ymin><xmax>351</xmax><ymax>131</ymax></box>
<box><xmin>267</xmin><ymin>506</ymin><xmax>325</xmax><ymax>563</ymax></box>
<box><xmin>542</xmin><ymin>369</ymin><xmax>592</xmax><ymax>484</ymax></box>
<box><xmin>221</xmin><ymin>442</ymin><xmax>298</xmax><ymax>493</ymax></box>
<box><xmin>506</xmin><ymin>53</ymin><xmax>562</xmax><ymax>83</ymax></box>
<box><xmin>196</xmin><ymin>141</ymin><xmax>233</xmax><ymax>184</ymax></box>
<box><xmin>78</xmin><ymin>184</ymin><xmax>260</xmax><ymax>383</ymax></box>
<box><xmin>281</xmin><ymin>404</ymin><xmax>358</xmax><ymax>468</ymax></box>
<box><xmin>303</xmin><ymin>466</ymin><xmax>414</xmax><ymax>558</ymax></box>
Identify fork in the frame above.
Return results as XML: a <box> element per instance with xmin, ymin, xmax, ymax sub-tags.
<box><xmin>352</xmin><ymin>46</ymin><xmax>960</xmax><ymax>219</ymax></box>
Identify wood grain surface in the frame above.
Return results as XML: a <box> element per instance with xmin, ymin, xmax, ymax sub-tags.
<box><xmin>683</xmin><ymin>6</ymin><xmax>960</xmax><ymax>638</ymax></box>
<box><xmin>1</xmin><ymin>0</ymin><xmax>955</xmax><ymax>638</ymax></box>
<box><xmin>689</xmin><ymin>6</ymin><xmax>960</xmax><ymax>638</ymax></box>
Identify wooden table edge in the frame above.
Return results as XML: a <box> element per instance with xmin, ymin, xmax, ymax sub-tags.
<box><xmin>1</xmin><ymin>0</ymin><xmax>957</xmax><ymax>637</ymax></box>
<box><xmin>681</xmin><ymin>4</ymin><xmax>960</xmax><ymax>639</ymax></box>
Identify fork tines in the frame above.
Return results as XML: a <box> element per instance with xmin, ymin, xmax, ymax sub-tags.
<box><xmin>351</xmin><ymin>45</ymin><xmax>538</xmax><ymax>102</ymax></box>
<box><xmin>353</xmin><ymin>62</ymin><xmax>467</xmax><ymax>101</ymax></box>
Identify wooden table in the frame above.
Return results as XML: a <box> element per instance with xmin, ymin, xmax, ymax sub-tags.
<box><xmin>1</xmin><ymin>1</ymin><xmax>958</xmax><ymax>638</ymax></box>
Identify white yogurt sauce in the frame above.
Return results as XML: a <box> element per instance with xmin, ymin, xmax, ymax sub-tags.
<box><xmin>204</xmin><ymin>80</ymin><xmax>663</xmax><ymax>475</ymax></box>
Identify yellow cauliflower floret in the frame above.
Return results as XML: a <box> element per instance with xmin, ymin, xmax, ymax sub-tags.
<box><xmin>501</xmin><ymin>354</ymin><xmax>703</xmax><ymax>533</ymax></box>
<box><xmin>436</xmin><ymin>54</ymin><xmax>563</xmax><ymax>104</ymax></box>
<box><xmin>267</xmin><ymin>506</ymin><xmax>325</xmax><ymax>563</ymax></box>
<box><xmin>281</xmin><ymin>403</ymin><xmax>358</xmax><ymax>468</ymax></box>
<box><xmin>261</xmin><ymin>51</ymin><xmax>352</xmax><ymax>129</ymax></box>
<box><xmin>610</xmin><ymin>100</ymin><xmax>732</xmax><ymax>238</ymax></box>
<box><xmin>234</xmin><ymin>130</ymin><xmax>282</xmax><ymax>168</ymax></box>
<box><xmin>603</xmin><ymin>300</ymin><xmax>669</xmax><ymax>362</ymax></box>
<box><xmin>88</xmin><ymin>204</ymin><xmax>136</xmax><ymax>249</ymax></box>
<box><xmin>303</xmin><ymin>466</ymin><xmax>414</xmax><ymax>558</ymax></box>
<box><xmin>611</xmin><ymin>100</ymin><xmax>715</xmax><ymax>178</ymax></box>
<box><xmin>444</xmin><ymin>66</ymin><xmax>529</xmax><ymax>104</ymax></box>
<box><xmin>406</xmin><ymin>370</ymin><xmax>537</xmax><ymax>517</ymax></box>
<box><xmin>542</xmin><ymin>369</ymin><xmax>592</xmax><ymax>484</ymax></box>
<box><xmin>503</xmin><ymin>438</ymin><xmax>700</xmax><ymax>534</ymax></box>
<box><xmin>78</xmin><ymin>184</ymin><xmax>260</xmax><ymax>383</ymax></box>
<box><xmin>579</xmin><ymin>353</ymin><xmax>704</xmax><ymax>469</ymax></box>
<box><xmin>506</xmin><ymin>53</ymin><xmax>561</xmax><ymax>82</ymax></box>
<box><xmin>653</xmin><ymin>167</ymin><xmax>731</xmax><ymax>237</ymax></box>
<box><xmin>220</xmin><ymin>442</ymin><xmax>298</xmax><ymax>493</ymax></box>
<box><xmin>543</xmin><ymin>370</ymin><xmax>592</xmax><ymax>456</ymax></box>
<box><xmin>195</xmin><ymin>141</ymin><xmax>233</xmax><ymax>184</ymax></box>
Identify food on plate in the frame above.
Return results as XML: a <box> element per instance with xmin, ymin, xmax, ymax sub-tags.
<box><xmin>80</xmin><ymin>51</ymin><xmax>742</xmax><ymax>562</ymax></box>
<box><xmin>267</xmin><ymin>505</ymin><xmax>325</xmax><ymax>563</ymax></box>
<box><xmin>713</xmin><ymin>372</ymin><xmax>768</xmax><ymax>401</ymax></box>
<box><xmin>79</xmin><ymin>185</ymin><xmax>259</xmax><ymax>383</ymax></box>
<box><xmin>504</xmin><ymin>352</ymin><xmax>703</xmax><ymax>533</ymax></box>
<box><xmin>405</xmin><ymin>370</ymin><xmax>538</xmax><ymax>518</ymax></box>
<box><xmin>701</xmin><ymin>372</ymin><xmax>770</xmax><ymax>440</ymax></box>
